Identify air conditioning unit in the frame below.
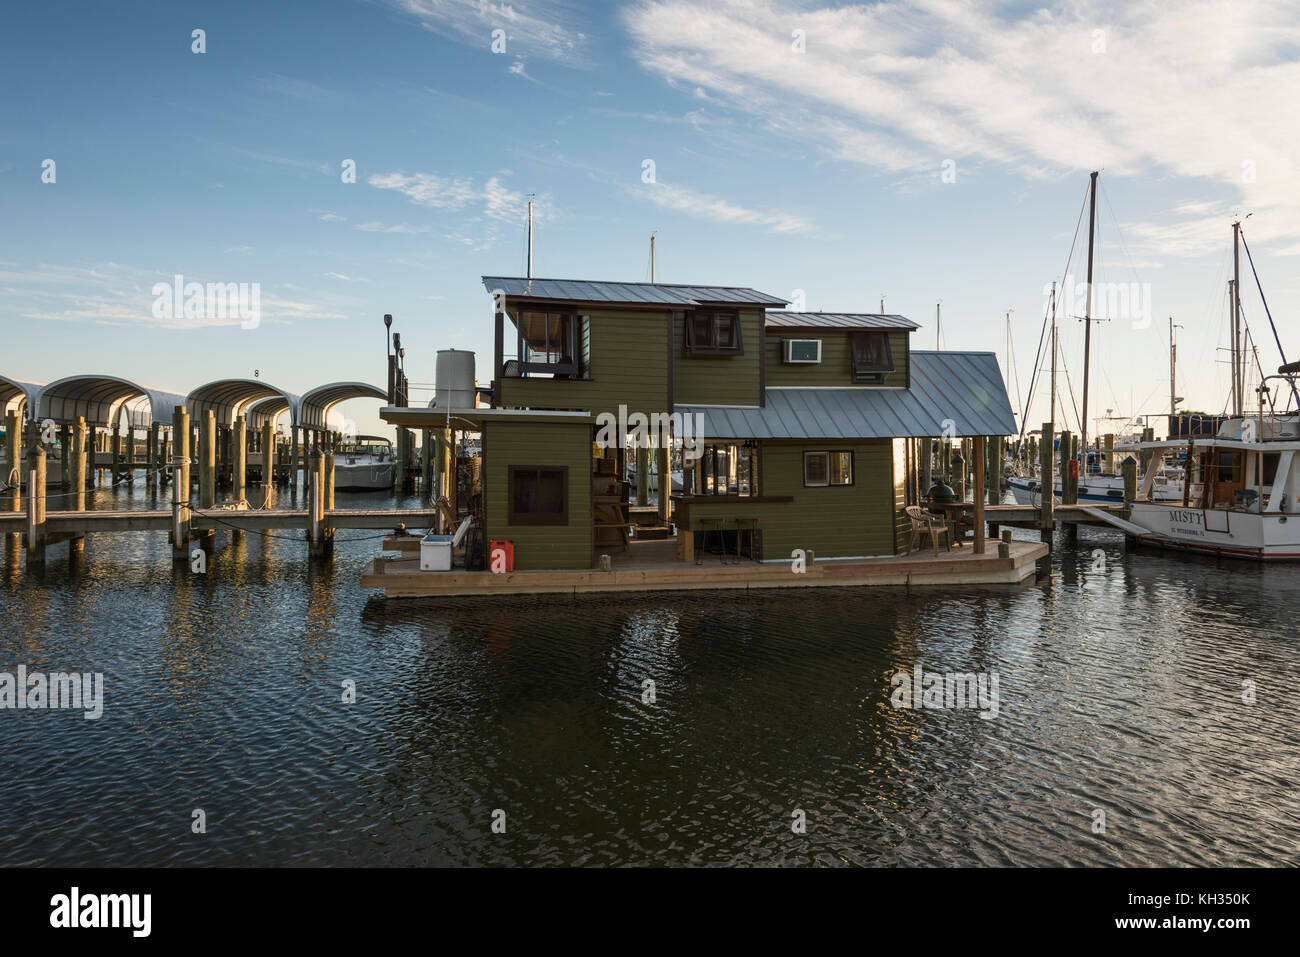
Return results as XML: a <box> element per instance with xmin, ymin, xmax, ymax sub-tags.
<box><xmin>782</xmin><ymin>338</ymin><xmax>822</xmax><ymax>364</ymax></box>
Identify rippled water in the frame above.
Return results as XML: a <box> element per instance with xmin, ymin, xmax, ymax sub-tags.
<box><xmin>1</xmin><ymin>481</ymin><xmax>1297</xmax><ymax>866</ymax></box>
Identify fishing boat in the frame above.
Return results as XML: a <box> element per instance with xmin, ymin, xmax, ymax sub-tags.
<box><xmin>1111</xmin><ymin>220</ymin><xmax>1300</xmax><ymax>559</ymax></box>
<box><xmin>1008</xmin><ymin>468</ymin><xmax>1182</xmax><ymax>506</ymax></box>
<box><xmin>334</xmin><ymin>435</ymin><xmax>396</xmax><ymax>492</ymax></box>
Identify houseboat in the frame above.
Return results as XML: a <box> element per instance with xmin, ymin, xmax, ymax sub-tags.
<box><xmin>369</xmin><ymin>276</ymin><xmax>1042</xmax><ymax>595</ymax></box>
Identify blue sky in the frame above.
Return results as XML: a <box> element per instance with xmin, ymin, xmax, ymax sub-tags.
<box><xmin>4</xmin><ymin>0</ymin><xmax>1299</xmax><ymax>437</ymax></box>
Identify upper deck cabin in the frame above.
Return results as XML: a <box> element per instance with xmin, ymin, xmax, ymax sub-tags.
<box><xmin>485</xmin><ymin>277</ymin><xmax>924</xmax><ymax>413</ymax></box>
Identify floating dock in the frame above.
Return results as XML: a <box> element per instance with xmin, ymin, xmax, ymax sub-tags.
<box><xmin>361</xmin><ymin>537</ymin><xmax>1048</xmax><ymax>598</ymax></box>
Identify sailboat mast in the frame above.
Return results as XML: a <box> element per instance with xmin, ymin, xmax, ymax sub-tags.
<box><xmin>1080</xmin><ymin>170</ymin><xmax>1098</xmax><ymax>476</ymax></box>
<box><xmin>1232</xmin><ymin>220</ymin><xmax>1242</xmax><ymax>415</ymax></box>
<box><xmin>1049</xmin><ymin>281</ymin><xmax>1058</xmax><ymax>432</ymax></box>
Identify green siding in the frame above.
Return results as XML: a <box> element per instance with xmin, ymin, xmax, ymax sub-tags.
<box><xmin>701</xmin><ymin>439</ymin><xmax>899</xmax><ymax>559</ymax></box>
<box><xmin>484</xmin><ymin>419</ymin><xmax>592</xmax><ymax>570</ymax></box>
<box><xmin>502</xmin><ymin>307</ymin><xmax>669</xmax><ymax>417</ymax></box>
<box><xmin>673</xmin><ymin>308</ymin><xmax>764</xmax><ymax>407</ymax></box>
<box><xmin>764</xmin><ymin>329</ymin><xmax>909</xmax><ymax>389</ymax></box>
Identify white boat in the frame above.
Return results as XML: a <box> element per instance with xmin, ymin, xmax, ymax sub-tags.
<box><xmin>334</xmin><ymin>436</ymin><xmax>396</xmax><ymax>492</ymax></box>
<box><xmin>1008</xmin><ymin>468</ymin><xmax>1183</xmax><ymax>506</ymax></box>
<box><xmin>1121</xmin><ymin>414</ymin><xmax>1300</xmax><ymax>559</ymax></box>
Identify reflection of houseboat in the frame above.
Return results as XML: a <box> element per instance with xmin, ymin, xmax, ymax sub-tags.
<box><xmin>334</xmin><ymin>436</ymin><xmax>396</xmax><ymax>492</ymax></box>
<box><xmin>376</xmin><ymin>276</ymin><xmax>1021</xmax><ymax>576</ymax></box>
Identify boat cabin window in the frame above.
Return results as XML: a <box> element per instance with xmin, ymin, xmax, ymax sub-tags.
<box><xmin>1259</xmin><ymin>452</ymin><xmax>1280</xmax><ymax>487</ymax></box>
<box><xmin>1216</xmin><ymin>451</ymin><xmax>1241</xmax><ymax>484</ymax></box>
<box><xmin>850</xmin><ymin>332</ymin><xmax>894</xmax><ymax>384</ymax></box>
<box><xmin>804</xmin><ymin>450</ymin><xmax>854</xmax><ymax>487</ymax></box>
<box><xmin>685</xmin><ymin>309</ymin><xmax>743</xmax><ymax>356</ymax></box>
<box><xmin>518</xmin><ymin>310</ymin><xmax>581</xmax><ymax>377</ymax></box>
<box><xmin>508</xmin><ymin>465</ymin><xmax>569</xmax><ymax>525</ymax></box>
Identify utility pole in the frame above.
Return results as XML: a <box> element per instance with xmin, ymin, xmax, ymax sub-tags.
<box><xmin>1080</xmin><ymin>170</ymin><xmax>1098</xmax><ymax>477</ymax></box>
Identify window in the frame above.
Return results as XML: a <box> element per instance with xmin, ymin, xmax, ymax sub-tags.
<box><xmin>850</xmin><ymin>331</ymin><xmax>894</xmax><ymax>383</ymax></box>
<box><xmin>508</xmin><ymin>465</ymin><xmax>569</xmax><ymax>525</ymax></box>
<box><xmin>685</xmin><ymin>309</ymin><xmax>743</xmax><ymax>356</ymax></box>
<box><xmin>804</xmin><ymin>450</ymin><xmax>853</xmax><ymax>487</ymax></box>
<box><xmin>518</xmin><ymin>310</ymin><xmax>580</xmax><ymax>376</ymax></box>
<box><xmin>693</xmin><ymin>443</ymin><xmax>756</xmax><ymax>496</ymax></box>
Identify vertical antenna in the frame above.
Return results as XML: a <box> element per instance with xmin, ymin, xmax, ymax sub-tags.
<box><xmin>936</xmin><ymin>301</ymin><xmax>941</xmax><ymax>350</ymax></box>
<box><xmin>650</xmin><ymin>232</ymin><xmax>656</xmax><ymax>283</ymax></box>
<box><xmin>526</xmin><ymin>197</ymin><xmax>534</xmax><ymax>279</ymax></box>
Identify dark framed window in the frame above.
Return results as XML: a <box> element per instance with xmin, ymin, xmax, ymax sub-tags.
<box><xmin>693</xmin><ymin>442</ymin><xmax>756</xmax><ymax>496</ymax></box>
<box><xmin>685</xmin><ymin>309</ymin><xmax>743</xmax><ymax>356</ymax></box>
<box><xmin>508</xmin><ymin>465</ymin><xmax>569</xmax><ymax>525</ymax></box>
<box><xmin>850</xmin><ymin>331</ymin><xmax>894</xmax><ymax>383</ymax></box>
<box><xmin>804</xmin><ymin>450</ymin><xmax>853</xmax><ymax>487</ymax></box>
<box><xmin>518</xmin><ymin>310</ymin><xmax>580</xmax><ymax>376</ymax></box>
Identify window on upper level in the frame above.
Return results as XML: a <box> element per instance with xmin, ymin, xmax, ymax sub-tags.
<box><xmin>685</xmin><ymin>309</ymin><xmax>743</xmax><ymax>356</ymax></box>
<box><xmin>850</xmin><ymin>331</ymin><xmax>894</xmax><ymax>384</ymax></box>
<box><xmin>518</xmin><ymin>310</ymin><xmax>580</xmax><ymax>377</ymax></box>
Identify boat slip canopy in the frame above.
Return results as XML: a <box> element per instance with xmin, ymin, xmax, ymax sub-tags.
<box><xmin>679</xmin><ymin>351</ymin><xmax>1016</xmax><ymax>439</ymax></box>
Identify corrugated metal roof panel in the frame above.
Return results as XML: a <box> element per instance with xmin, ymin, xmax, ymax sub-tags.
<box><xmin>482</xmin><ymin>276</ymin><xmax>788</xmax><ymax>307</ymax></box>
<box><xmin>679</xmin><ymin>351</ymin><xmax>1015</xmax><ymax>439</ymax></box>
<box><xmin>765</xmin><ymin>312</ymin><xmax>921</xmax><ymax>330</ymax></box>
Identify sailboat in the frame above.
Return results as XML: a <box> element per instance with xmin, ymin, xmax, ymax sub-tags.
<box><xmin>1113</xmin><ymin>219</ymin><xmax>1300</xmax><ymax>559</ymax></box>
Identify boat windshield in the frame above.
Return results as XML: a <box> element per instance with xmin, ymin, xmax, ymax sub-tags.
<box><xmin>338</xmin><ymin>443</ymin><xmax>390</xmax><ymax>457</ymax></box>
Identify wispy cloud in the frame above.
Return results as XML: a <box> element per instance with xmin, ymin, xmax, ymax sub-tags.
<box><xmin>624</xmin><ymin>0</ymin><xmax>1300</xmax><ymax>254</ymax></box>
<box><xmin>636</xmin><ymin>180</ymin><xmax>814</xmax><ymax>234</ymax></box>
<box><xmin>367</xmin><ymin>169</ymin><xmax>554</xmax><ymax>248</ymax></box>
<box><xmin>385</xmin><ymin>0</ymin><xmax>590</xmax><ymax>65</ymax></box>
<box><xmin>354</xmin><ymin>221</ymin><xmax>432</xmax><ymax>234</ymax></box>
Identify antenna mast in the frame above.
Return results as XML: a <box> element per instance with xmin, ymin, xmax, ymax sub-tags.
<box><xmin>526</xmin><ymin>196</ymin><xmax>534</xmax><ymax>279</ymax></box>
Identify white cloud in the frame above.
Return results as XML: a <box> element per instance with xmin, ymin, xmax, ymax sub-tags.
<box><xmin>324</xmin><ymin>272</ymin><xmax>369</xmax><ymax>282</ymax></box>
<box><xmin>354</xmin><ymin>221</ymin><xmax>432</xmax><ymax>234</ymax></box>
<box><xmin>623</xmin><ymin>0</ymin><xmax>1300</xmax><ymax>254</ymax></box>
<box><xmin>385</xmin><ymin>0</ymin><xmax>589</xmax><ymax>64</ymax></box>
<box><xmin>637</xmin><ymin>180</ymin><xmax>814</xmax><ymax>234</ymax></box>
<box><xmin>318</xmin><ymin>212</ymin><xmax>346</xmax><ymax>222</ymax></box>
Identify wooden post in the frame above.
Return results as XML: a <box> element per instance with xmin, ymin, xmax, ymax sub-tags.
<box><xmin>172</xmin><ymin>406</ymin><xmax>191</xmax><ymax>560</ymax></box>
<box><xmin>656</xmin><ymin>441</ymin><xmax>671</xmax><ymax>523</ymax></box>
<box><xmin>292</xmin><ymin>427</ymin><xmax>302</xmax><ymax>492</ymax></box>
<box><xmin>324</xmin><ymin>449</ymin><xmax>335</xmax><ymax>553</ymax></box>
<box><xmin>4</xmin><ymin>411</ymin><xmax>19</xmax><ymax>535</ymax></box>
<box><xmin>1058</xmin><ymin>431</ymin><xmax>1074</xmax><ymax>505</ymax></box>
<box><xmin>1103</xmin><ymin>433</ymin><xmax>1115</xmax><ymax>474</ymax></box>
<box><xmin>199</xmin><ymin>410</ymin><xmax>216</xmax><ymax>509</ymax></box>
<box><xmin>448</xmin><ymin>431</ymin><xmax>458</xmax><ymax>518</ymax></box>
<box><xmin>26</xmin><ymin>444</ymin><xmax>46</xmax><ymax>565</ymax></box>
<box><xmin>420</xmin><ymin>428</ymin><xmax>432</xmax><ymax>501</ymax></box>
<box><xmin>309</xmin><ymin>449</ymin><xmax>325</xmax><ymax>558</ymax></box>
<box><xmin>260</xmin><ymin>420</ymin><xmax>274</xmax><ymax>488</ymax></box>
<box><xmin>987</xmin><ymin>436</ymin><xmax>1001</xmax><ymax>505</ymax></box>
<box><xmin>232</xmin><ymin>415</ymin><xmax>247</xmax><ymax>504</ymax></box>
<box><xmin>1040</xmin><ymin>421</ymin><xmax>1055</xmax><ymax>544</ymax></box>
<box><xmin>919</xmin><ymin>437</ymin><xmax>932</xmax><ymax>500</ymax></box>
<box><xmin>636</xmin><ymin>437</ymin><xmax>650</xmax><ymax>506</ymax></box>
<box><xmin>1122</xmin><ymin>458</ymin><xmax>1138</xmax><ymax>517</ymax></box>
<box><xmin>59</xmin><ymin>424</ymin><xmax>70</xmax><ymax>490</ymax></box>
<box><xmin>973</xmin><ymin>435</ymin><xmax>986</xmax><ymax>554</ymax></box>
<box><xmin>148</xmin><ymin>422</ymin><xmax>159</xmax><ymax>490</ymax></box>
<box><xmin>69</xmin><ymin>417</ymin><xmax>87</xmax><ymax>557</ymax></box>
<box><xmin>1140</xmin><ymin>426</ymin><xmax>1155</xmax><ymax>473</ymax></box>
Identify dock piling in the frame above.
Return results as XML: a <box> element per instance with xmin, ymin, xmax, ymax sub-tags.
<box><xmin>25</xmin><ymin>444</ymin><xmax>46</xmax><ymax>565</ymax></box>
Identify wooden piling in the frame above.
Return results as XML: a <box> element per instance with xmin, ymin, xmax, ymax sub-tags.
<box><xmin>1103</xmin><ymin>433</ymin><xmax>1115</xmax><ymax>474</ymax></box>
<box><xmin>233</xmin><ymin>415</ymin><xmax>247</xmax><ymax>504</ymax></box>
<box><xmin>1122</xmin><ymin>458</ymin><xmax>1138</xmax><ymax>517</ymax></box>
<box><xmin>420</xmin><ymin>428</ymin><xmax>432</xmax><ymax>501</ymax></box>
<box><xmin>199</xmin><ymin>410</ymin><xmax>216</xmax><ymax>509</ymax></box>
<box><xmin>1039</xmin><ymin>421</ymin><xmax>1055</xmax><ymax>545</ymax></box>
<box><xmin>260</xmin><ymin>420</ymin><xmax>273</xmax><ymax>488</ymax></box>
<box><xmin>171</xmin><ymin>405</ymin><xmax>191</xmax><ymax>560</ymax></box>
<box><xmin>69</xmin><ymin>417</ymin><xmax>87</xmax><ymax>557</ymax></box>
<box><xmin>973</xmin><ymin>435</ymin><xmax>987</xmax><ymax>554</ymax></box>
<box><xmin>5</xmin><ymin>411</ymin><xmax>19</xmax><ymax>535</ymax></box>
<box><xmin>656</xmin><ymin>442</ymin><xmax>671</xmax><ymax>522</ymax></box>
<box><xmin>25</xmin><ymin>444</ymin><xmax>46</xmax><ymax>565</ymax></box>
<box><xmin>636</xmin><ymin>438</ymin><xmax>650</xmax><ymax>506</ymax></box>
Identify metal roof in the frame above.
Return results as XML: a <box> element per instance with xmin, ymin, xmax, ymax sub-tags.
<box><xmin>766</xmin><ymin>312</ymin><xmax>920</xmax><ymax>331</ymax></box>
<box><xmin>0</xmin><ymin>375</ymin><xmax>43</xmax><ymax>418</ymax></box>
<box><xmin>38</xmin><ymin>375</ymin><xmax>186</xmax><ymax>427</ymax></box>
<box><xmin>482</xmin><ymin>276</ymin><xmax>788</xmax><ymax>307</ymax></box>
<box><xmin>187</xmin><ymin>379</ymin><xmax>301</xmax><ymax>429</ymax></box>
<box><xmin>679</xmin><ymin>351</ymin><xmax>1015</xmax><ymax>439</ymax></box>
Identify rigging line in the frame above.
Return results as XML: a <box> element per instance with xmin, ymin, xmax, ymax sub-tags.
<box><xmin>1021</xmin><ymin>182</ymin><xmax>1092</xmax><ymax>436</ymax></box>
<box><xmin>1239</xmin><ymin>227</ymin><xmax>1300</xmax><ymax>407</ymax></box>
<box><xmin>1058</xmin><ymin>333</ymin><xmax>1082</xmax><ymax>434</ymax></box>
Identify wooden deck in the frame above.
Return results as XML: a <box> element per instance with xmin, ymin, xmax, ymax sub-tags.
<box><xmin>360</xmin><ymin>537</ymin><xmax>1048</xmax><ymax>598</ymax></box>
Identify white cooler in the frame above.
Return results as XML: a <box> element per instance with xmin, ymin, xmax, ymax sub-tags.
<box><xmin>419</xmin><ymin>517</ymin><xmax>473</xmax><ymax>572</ymax></box>
<box><xmin>419</xmin><ymin>534</ymin><xmax>453</xmax><ymax>571</ymax></box>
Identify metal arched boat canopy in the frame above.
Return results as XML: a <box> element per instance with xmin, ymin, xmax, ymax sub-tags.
<box><xmin>37</xmin><ymin>374</ymin><xmax>185</xmax><ymax>427</ymax></box>
<box><xmin>0</xmin><ymin>375</ymin><xmax>44</xmax><ymax>419</ymax></box>
<box><xmin>298</xmin><ymin>382</ymin><xmax>387</xmax><ymax>432</ymax></box>
<box><xmin>187</xmin><ymin>379</ymin><xmax>301</xmax><ymax>429</ymax></box>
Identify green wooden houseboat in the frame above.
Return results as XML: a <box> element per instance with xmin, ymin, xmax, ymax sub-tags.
<box><xmin>381</xmin><ymin>277</ymin><xmax>1016</xmax><ymax>572</ymax></box>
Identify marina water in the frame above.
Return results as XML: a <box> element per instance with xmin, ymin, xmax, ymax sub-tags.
<box><xmin>1</xmin><ymin>483</ymin><xmax>1296</xmax><ymax>866</ymax></box>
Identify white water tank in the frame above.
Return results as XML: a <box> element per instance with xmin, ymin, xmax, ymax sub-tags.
<box><xmin>435</xmin><ymin>349</ymin><xmax>477</xmax><ymax>410</ymax></box>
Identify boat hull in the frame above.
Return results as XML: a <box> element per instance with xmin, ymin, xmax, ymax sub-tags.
<box><xmin>1126</xmin><ymin>503</ymin><xmax>1300</xmax><ymax>560</ymax></box>
<box><xmin>334</xmin><ymin>462</ymin><xmax>396</xmax><ymax>492</ymax></box>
